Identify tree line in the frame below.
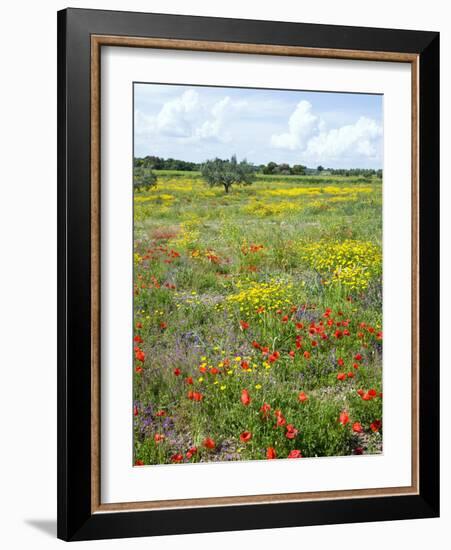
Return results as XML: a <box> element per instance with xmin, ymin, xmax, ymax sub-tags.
<box><xmin>135</xmin><ymin>156</ymin><xmax>382</xmax><ymax>177</ymax></box>
<box><xmin>134</xmin><ymin>156</ymin><xmax>200</xmax><ymax>171</ymax></box>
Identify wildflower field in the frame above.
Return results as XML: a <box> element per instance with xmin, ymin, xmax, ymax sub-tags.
<box><xmin>133</xmin><ymin>171</ymin><xmax>383</xmax><ymax>465</ymax></box>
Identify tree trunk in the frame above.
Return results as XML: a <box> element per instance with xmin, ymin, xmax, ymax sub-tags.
<box><xmin>224</xmin><ymin>184</ymin><xmax>230</xmax><ymax>193</ymax></box>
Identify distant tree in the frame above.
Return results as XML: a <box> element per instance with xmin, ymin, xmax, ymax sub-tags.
<box><xmin>133</xmin><ymin>167</ymin><xmax>157</xmax><ymax>191</ymax></box>
<box><xmin>141</xmin><ymin>155</ymin><xmax>164</xmax><ymax>170</ymax></box>
<box><xmin>291</xmin><ymin>164</ymin><xmax>307</xmax><ymax>175</ymax></box>
<box><xmin>277</xmin><ymin>163</ymin><xmax>291</xmax><ymax>175</ymax></box>
<box><xmin>262</xmin><ymin>161</ymin><xmax>278</xmax><ymax>175</ymax></box>
<box><xmin>317</xmin><ymin>165</ymin><xmax>324</xmax><ymax>173</ymax></box>
<box><xmin>201</xmin><ymin>155</ymin><xmax>256</xmax><ymax>193</ymax></box>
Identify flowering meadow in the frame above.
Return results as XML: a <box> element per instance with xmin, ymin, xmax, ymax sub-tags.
<box><xmin>133</xmin><ymin>171</ymin><xmax>383</xmax><ymax>465</ymax></box>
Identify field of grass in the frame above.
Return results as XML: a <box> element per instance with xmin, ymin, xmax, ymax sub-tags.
<box><xmin>133</xmin><ymin>171</ymin><xmax>383</xmax><ymax>465</ymax></box>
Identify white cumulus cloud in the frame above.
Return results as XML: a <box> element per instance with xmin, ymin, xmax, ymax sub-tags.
<box><xmin>271</xmin><ymin>101</ymin><xmax>382</xmax><ymax>162</ymax></box>
<box><xmin>135</xmin><ymin>90</ymin><xmax>240</xmax><ymax>144</ymax></box>
<box><xmin>305</xmin><ymin>116</ymin><xmax>382</xmax><ymax>160</ymax></box>
<box><xmin>154</xmin><ymin>89</ymin><xmax>199</xmax><ymax>137</ymax></box>
<box><xmin>271</xmin><ymin>100</ymin><xmax>321</xmax><ymax>150</ymax></box>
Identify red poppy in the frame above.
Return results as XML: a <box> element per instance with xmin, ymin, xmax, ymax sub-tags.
<box><xmin>171</xmin><ymin>453</ymin><xmax>184</xmax><ymax>463</ymax></box>
<box><xmin>362</xmin><ymin>392</ymin><xmax>372</xmax><ymax>401</ymax></box>
<box><xmin>185</xmin><ymin>377</ymin><xmax>193</xmax><ymax>385</ymax></box>
<box><xmin>339</xmin><ymin>411</ymin><xmax>350</xmax><ymax>425</ymax></box>
<box><xmin>337</xmin><ymin>372</ymin><xmax>346</xmax><ymax>381</ymax></box>
<box><xmin>203</xmin><ymin>437</ymin><xmax>215</xmax><ymax>449</ymax></box>
<box><xmin>173</xmin><ymin>368</ymin><xmax>181</xmax><ymax>376</ymax></box>
<box><xmin>370</xmin><ymin>420</ymin><xmax>382</xmax><ymax>432</ymax></box>
<box><xmin>240</xmin><ymin>431</ymin><xmax>252</xmax><ymax>442</ymax></box>
<box><xmin>354</xmin><ymin>447</ymin><xmax>364</xmax><ymax>455</ymax></box>
<box><xmin>295</xmin><ymin>340</ymin><xmax>302</xmax><ymax>349</ymax></box>
<box><xmin>160</xmin><ymin>322</ymin><xmax>167</xmax><ymax>330</ymax></box>
<box><xmin>288</xmin><ymin>350</ymin><xmax>295</xmax><ymax>358</ymax></box>
<box><xmin>287</xmin><ymin>450</ymin><xmax>302</xmax><ymax>459</ymax></box>
<box><xmin>274</xmin><ymin>410</ymin><xmax>287</xmax><ymax>427</ymax></box>
<box><xmin>133</xmin><ymin>405</ymin><xmax>139</xmax><ymax>416</ymax></box>
<box><xmin>285</xmin><ymin>424</ymin><xmax>298</xmax><ymax>439</ymax></box>
<box><xmin>377</xmin><ymin>331</ymin><xmax>383</xmax><ymax>340</ymax></box>
<box><xmin>281</xmin><ymin>315</ymin><xmax>289</xmax><ymax>323</ymax></box>
<box><xmin>352</xmin><ymin>422</ymin><xmax>363</xmax><ymax>433</ymax></box>
<box><xmin>353</xmin><ymin>363</ymin><xmax>359</xmax><ymax>369</ymax></box>
<box><xmin>135</xmin><ymin>365</ymin><xmax>143</xmax><ymax>374</ymax></box>
<box><xmin>354</xmin><ymin>353</ymin><xmax>363</xmax><ymax>361</ymax></box>
<box><xmin>239</xmin><ymin>320</ymin><xmax>249</xmax><ymax>330</ymax></box>
<box><xmin>156</xmin><ymin>410</ymin><xmax>166</xmax><ymax>417</ymax></box>
<box><xmin>298</xmin><ymin>391</ymin><xmax>308</xmax><ymax>403</ymax></box>
<box><xmin>303</xmin><ymin>351</ymin><xmax>311</xmax><ymax>359</ymax></box>
<box><xmin>311</xmin><ymin>340</ymin><xmax>318</xmax><ymax>347</ymax></box>
<box><xmin>241</xmin><ymin>361</ymin><xmax>250</xmax><ymax>370</ymax></box>
<box><xmin>199</xmin><ymin>365</ymin><xmax>207</xmax><ymax>373</ymax></box>
<box><xmin>135</xmin><ymin>349</ymin><xmax>146</xmax><ymax>362</ymax></box>
<box><xmin>296</xmin><ymin>322</ymin><xmax>304</xmax><ymax>330</ymax></box>
<box><xmin>134</xmin><ymin>335</ymin><xmax>143</xmax><ymax>343</ymax></box>
<box><xmin>266</xmin><ymin>447</ymin><xmax>277</xmax><ymax>459</ymax></box>
<box><xmin>135</xmin><ymin>459</ymin><xmax>144</xmax><ymax>466</ymax></box>
<box><xmin>261</xmin><ymin>346</ymin><xmax>269</xmax><ymax>354</ymax></box>
<box><xmin>241</xmin><ymin>389</ymin><xmax>251</xmax><ymax>406</ymax></box>
<box><xmin>252</xmin><ymin>341</ymin><xmax>261</xmax><ymax>349</ymax></box>
<box><xmin>347</xmin><ymin>372</ymin><xmax>354</xmax><ymax>378</ymax></box>
<box><xmin>337</xmin><ymin>358</ymin><xmax>345</xmax><ymax>367</ymax></box>
<box><xmin>343</xmin><ymin>329</ymin><xmax>350</xmax><ymax>336</ymax></box>
<box><xmin>136</xmin><ymin>322</ymin><xmax>143</xmax><ymax>329</ymax></box>
<box><xmin>192</xmin><ymin>392</ymin><xmax>203</xmax><ymax>402</ymax></box>
<box><xmin>154</xmin><ymin>433</ymin><xmax>165</xmax><ymax>443</ymax></box>
<box><xmin>334</xmin><ymin>330</ymin><xmax>343</xmax><ymax>339</ymax></box>
<box><xmin>186</xmin><ymin>446</ymin><xmax>197</xmax><ymax>459</ymax></box>
<box><xmin>210</xmin><ymin>367</ymin><xmax>219</xmax><ymax>375</ymax></box>
<box><xmin>260</xmin><ymin>403</ymin><xmax>271</xmax><ymax>417</ymax></box>
<box><xmin>368</xmin><ymin>388</ymin><xmax>377</xmax><ymax>397</ymax></box>
<box><xmin>357</xmin><ymin>389</ymin><xmax>365</xmax><ymax>397</ymax></box>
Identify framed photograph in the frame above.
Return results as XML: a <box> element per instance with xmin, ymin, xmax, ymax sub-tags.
<box><xmin>57</xmin><ymin>8</ymin><xmax>439</xmax><ymax>541</ymax></box>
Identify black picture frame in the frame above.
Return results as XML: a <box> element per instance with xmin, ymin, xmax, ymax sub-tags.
<box><xmin>57</xmin><ymin>7</ymin><xmax>439</xmax><ymax>541</ymax></box>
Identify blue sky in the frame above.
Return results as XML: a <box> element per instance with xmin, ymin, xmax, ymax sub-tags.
<box><xmin>134</xmin><ymin>83</ymin><xmax>383</xmax><ymax>168</ymax></box>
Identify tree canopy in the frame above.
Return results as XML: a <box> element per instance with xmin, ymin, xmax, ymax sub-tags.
<box><xmin>133</xmin><ymin>166</ymin><xmax>157</xmax><ymax>191</ymax></box>
<box><xmin>200</xmin><ymin>155</ymin><xmax>256</xmax><ymax>193</ymax></box>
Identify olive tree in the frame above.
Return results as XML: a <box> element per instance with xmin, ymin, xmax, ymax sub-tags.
<box><xmin>201</xmin><ymin>155</ymin><xmax>256</xmax><ymax>193</ymax></box>
<box><xmin>133</xmin><ymin>166</ymin><xmax>157</xmax><ymax>191</ymax></box>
